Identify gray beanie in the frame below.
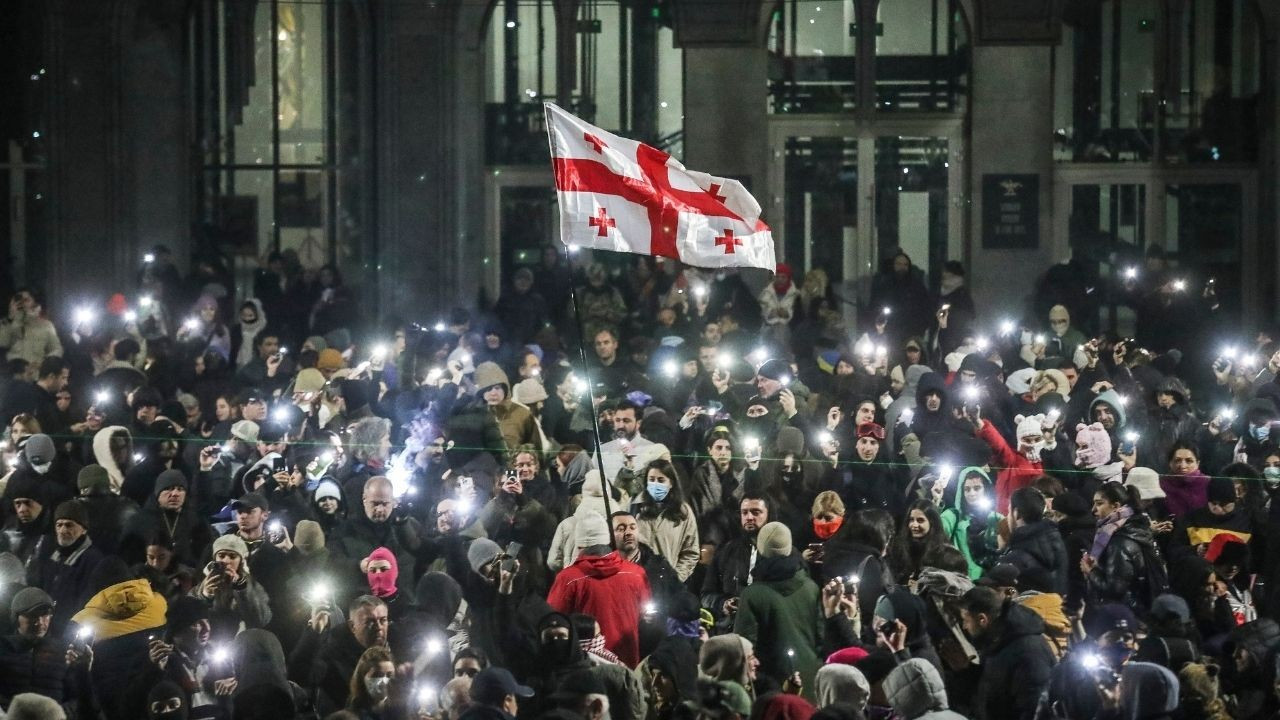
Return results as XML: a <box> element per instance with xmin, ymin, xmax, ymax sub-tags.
<box><xmin>23</xmin><ymin>434</ymin><xmax>56</xmax><ymax>466</ymax></box>
<box><xmin>756</xmin><ymin>522</ymin><xmax>793</xmax><ymax>559</ymax></box>
<box><xmin>467</xmin><ymin>538</ymin><xmax>503</xmax><ymax>574</ymax></box>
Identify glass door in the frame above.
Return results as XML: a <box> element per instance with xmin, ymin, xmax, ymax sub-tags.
<box><xmin>1053</xmin><ymin>167</ymin><xmax>1258</xmax><ymax>332</ymax></box>
<box><xmin>780</xmin><ymin>135</ymin><xmax>860</xmax><ymax>284</ymax></box>
<box><xmin>872</xmin><ymin>135</ymin><xmax>951</xmax><ymax>287</ymax></box>
<box><xmin>769</xmin><ymin>119</ymin><xmax>964</xmax><ymax>307</ymax></box>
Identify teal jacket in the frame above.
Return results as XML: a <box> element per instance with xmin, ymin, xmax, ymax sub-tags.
<box><xmin>938</xmin><ymin>466</ymin><xmax>1003</xmax><ymax>579</ymax></box>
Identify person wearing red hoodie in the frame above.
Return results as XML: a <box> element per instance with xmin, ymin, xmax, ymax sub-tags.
<box><xmin>546</xmin><ymin>510</ymin><xmax>650</xmax><ymax>667</ymax></box>
<box><xmin>972</xmin><ymin>411</ymin><xmax>1046</xmax><ymax>513</ymax></box>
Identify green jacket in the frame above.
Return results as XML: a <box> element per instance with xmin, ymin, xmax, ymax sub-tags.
<box><xmin>734</xmin><ymin>566</ymin><xmax>822</xmax><ymax>699</ymax></box>
<box><xmin>938</xmin><ymin>466</ymin><xmax>1003</xmax><ymax>580</ymax></box>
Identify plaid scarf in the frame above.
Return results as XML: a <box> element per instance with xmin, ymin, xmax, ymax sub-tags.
<box><xmin>581</xmin><ymin>634</ymin><xmax>622</xmax><ymax>665</ymax></box>
<box><xmin>1090</xmin><ymin>505</ymin><xmax>1134</xmax><ymax>560</ymax></box>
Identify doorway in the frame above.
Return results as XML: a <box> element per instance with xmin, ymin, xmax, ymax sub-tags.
<box><xmin>767</xmin><ymin>117</ymin><xmax>965</xmax><ymax>308</ymax></box>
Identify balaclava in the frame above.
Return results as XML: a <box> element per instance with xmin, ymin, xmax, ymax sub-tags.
<box><xmin>1074</xmin><ymin>423</ymin><xmax>1113</xmax><ymax>469</ymax></box>
<box><xmin>364</xmin><ymin>547</ymin><xmax>399</xmax><ymax>598</ymax></box>
<box><xmin>147</xmin><ymin>680</ymin><xmax>189</xmax><ymax>720</ymax></box>
<box><xmin>1015</xmin><ymin>414</ymin><xmax>1047</xmax><ymax>462</ymax></box>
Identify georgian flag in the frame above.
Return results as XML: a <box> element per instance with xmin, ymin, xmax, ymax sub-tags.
<box><xmin>545</xmin><ymin>103</ymin><xmax>776</xmax><ymax>273</ymax></box>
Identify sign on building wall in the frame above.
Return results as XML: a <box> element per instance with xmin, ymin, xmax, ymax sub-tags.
<box><xmin>981</xmin><ymin>173</ymin><xmax>1039</xmax><ymax>249</ymax></box>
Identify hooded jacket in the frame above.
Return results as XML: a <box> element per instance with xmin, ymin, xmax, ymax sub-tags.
<box><xmin>975</xmin><ymin>418</ymin><xmax>1043</xmax><ymax>514</ymax></box>
<box><xmin>973</xmin><ymin>601</ymin><xmax>1054</xmax><ymax>720</ymax></box>
<box><xmin>883</xmin><ymin>658</ymin><xmax>966</xmax><ymax>719</ymax></box>
<box><xmin>699</xmin><ymin>634</ymin><xmax>755</xmax><ymax>692</ymax></box>
<box><xmin>938</xmin><ymin>466</ymin><xmax>1001</xmax><ymax>579</ymax></box>
<box><xmin>1119</xmin><ymin>662</ymin><xmax>1180</xmax><ymax>720</ymax></box>
<box><xmin>1090</xmin><ymin>389</ymin><xmax>1129</xmax><ymax>432</ymax></box>
<box><xmin>885</xmin><ymin>365</ymin><xmax>931</xmax><ymax>448</ymax></box>
<box><xmin>73</xmin><ymin>575</ymin><xmax>168</xmax><ymax>720</ymax></box>
<box><xmin>92</xmin><ymin>426</ymin><xmax>133</xmax><ymax>494</ymax></box>
<box><xmin>814</xmin><ymin>664</ymin><xmax>870</xmax><ymax>710</ymax></box>
<box><xmin>474</xmin><ymin>362</ymin><xmax>542</xmax><ymax>456</ymax></box>
<box><xmin>232</xmin><ymin>298</ymin><xmax>267</xmax><ymax>369</ymax></box>
<box><xmin>232</xmin><ymin>628</ymin><xmax>307</xmax><ymax>716</ymax></box>
<box><xmin>547</xmin><ymin>550</ymin><xmax>650</xmax><ymax>667</ymax></box>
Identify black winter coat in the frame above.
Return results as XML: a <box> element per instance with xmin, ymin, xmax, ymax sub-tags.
<box><xmin>974</xmin><ymin>602</ymin><xmax>1055</xmax><ymax>720</ymax></box>
<box><xmin>0</xmin><ymin>633</ymin><xmax>74</xmax><ymax>706</ymax></box>
<box><xmin>1000</xmin><ymin>520</ymin><xmax>1068</xmax><ymax>595</ymax></box>
<box><xmin>1086</xmin><ymin>514</ymin><xmax>1163</xmax><ymax>609</ymax></box>
<box><xmin>699</xmin><ymin>534</ymin><xmax>755</xmax><ymax>622</ymax></box>
<box><xmin>26</xmin><ymin>536</ymin><xmax>104</xmax><ymax>635</ymax></box>
<box><xmin>286</xmin><ymin>623</ymin><xmax>365</xmax><ymax>716</ymax></box>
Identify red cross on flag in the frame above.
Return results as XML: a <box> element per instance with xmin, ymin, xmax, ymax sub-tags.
<box><xmin>545</xmin><ymin>103</ymin><xmax>776</xmax><ymax>273</ymax></box>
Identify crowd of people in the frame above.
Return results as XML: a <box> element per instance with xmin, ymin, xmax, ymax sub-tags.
<box><xmin>0</xmin><ymin>242</ymin><xmax>1272</xmax><ymax>720</ymax></box>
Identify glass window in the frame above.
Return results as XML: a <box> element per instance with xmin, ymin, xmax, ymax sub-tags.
<box><xmin>783</xmin><ymin>136</ymin><xmax>858</xmax><ymax>282</ymax></box>
<box><xmin>1164</xmin><ymin>0</ymin><xmax>1262</xmax><ymax>162</ymax></box>
<box><xmin>874</xmin><ymin>136</ymin><xmax>949</xmax><ymax>282</ymax></box>
<box><xmin>485</xmin><ymin>0</ymin><xmax>683</xmax><ymax>164</ymax></box>
<box><xmin>1054</xmin><ymin>0</ymin><xmax>1158</xmax><ymax>162</ymax></box>
<box><xmin>194</xmin><ymin>0</ymin><xmax>358</xmax><ymax>263</ymax></box>
<box><xmin>485</xmin><ymin>0</ymin><xmax>557</xmax><ymax>104</ymax></box>
<box><xmin>768</xmin><ymin>0</ymin><xmax>859</xmax><ymax>113</ymax></box>
<box><xmin>874</xmin><ymin>0</ymin><xmax>969</xmax><ymax>112</ymax></box>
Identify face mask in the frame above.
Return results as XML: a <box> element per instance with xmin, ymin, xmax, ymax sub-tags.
<box><xmin>813</xmin><ymin>517</ymin><xmax>843</xmax><ymax>540</ymax></box>
<box><xmin>1265</xmin><ymin>466</ymin><xmax>1280</xmax><ymax>488</ymax></box>
<box><xmin>1252</xmin><ymin>424</ymin><xmax>1271</xmax><ymax>442</ymax></box>
<box><xmin>1022</xmin><ymin>440</ymin><xmax>1046</xmax><ymax>462</ymax></box>
<box><xmin>647</xmin><ymin>482</ymin><xmax>670</xmax><ymax>502</ymax></box>
<box><xmin>541</xmin><ymin>636</ymin><xmax>574</xmax><ymax>664</ymax></box>
<box><xmin>1100</xmin><ymin>644</ymin><xmax>1133</xmax><ymax>669</ymax></box>
<box><xmin>367</xmin><ymin>569</ymin><xmax>397</xmax><ymax>598</ymax></box>
<box><xmin>31</xmin><ymin>461</ymin><xmax>52</xmax><ymax>475</ymax></box>
<box><xmin>364</xmin><ymin>676</ymin><xmax>391</xmax><ymax>702</ymax></box>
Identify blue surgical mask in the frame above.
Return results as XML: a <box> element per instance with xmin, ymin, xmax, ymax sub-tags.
<box><xmin>647</xmin><ymin>482</ymin><xmax>670</xmax><ymax>502</ymax></box>
<box><xmin>1252</xmin><ymin>424</ymin><xmax>1271</xmax><ymax>442</ymax></box>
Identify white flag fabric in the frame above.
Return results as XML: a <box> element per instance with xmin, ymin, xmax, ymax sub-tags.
<box><xmin>544</xmin><ymin>102</ymin><xmax>776</xmax><ymax>273</ymax></box>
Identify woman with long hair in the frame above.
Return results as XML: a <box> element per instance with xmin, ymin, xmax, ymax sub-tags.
<box><xmin>632</xmin><ymin>458</ymin><xmax>700</xmax><ymax>581</ymax></box>
<box><xmin>1080</xmin><ymin>482</ymin><xmax>1165</xmax><ymax>610</ymax></box>
<box><xmin>888</xmin><ymin>500</ymin><xmax>948</xmax><ymax>584</ymax></box>
<box><xmin>347</xmin><ymin>646</ymin><xmax>397</xmax><ymax>718</ymax></box>
<box><xmin>687</xmin><ymin>427</ymin><xmax>746</xmax><ymax>545</ymax></box>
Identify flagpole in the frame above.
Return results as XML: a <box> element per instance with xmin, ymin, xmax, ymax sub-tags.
<box><xmin>563</xmin><ymin>246</ymin><xmax>617</xmax><ymax>549</ymax></box>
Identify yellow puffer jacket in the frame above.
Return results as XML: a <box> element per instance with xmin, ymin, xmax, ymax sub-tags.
<box><xmin>70</xmin><ymin>579</ymin><xmax>168</xmax><ymax>642</ymax></box>
<box><xmin>1017</xmin><ymin>591</ymin><xmax>1071</xmax><ymax>660</ymax></box>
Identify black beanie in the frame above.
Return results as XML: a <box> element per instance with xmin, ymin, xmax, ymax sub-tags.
<box><xmin>166</xmin><ymin>596</ymin><xmax>209</xmax><ymax>633</ymax></box>
<box><xmin>5</xmin><ymin>472</ymin><xmax>44</xmax><ymax>505</ymax></box>
<box><xmin>1207</xmin><ymin>476</ymin><xmax>1236</xmax><ymax>505</ymax></box>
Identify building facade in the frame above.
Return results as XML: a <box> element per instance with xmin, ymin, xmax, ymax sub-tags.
<box><xmin>2</xmin><ymin>0</ymin><xmax>1278</xmax><ymax>333</ymax></box>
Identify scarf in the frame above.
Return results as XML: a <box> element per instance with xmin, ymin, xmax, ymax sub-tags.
<box><xmin>1090</xmin><ymin>505</ymin><xmax>1134</xmax><ymax>560</ymax></box>
<box><xmin>581</xmin><ymin>634</ymin><xmax>622</xmax><ymax>665</ymax></box>
<box><xmin>752</xmin><ymin>553</ymin><xmax>802</xmax><ymax>583</ymax></box>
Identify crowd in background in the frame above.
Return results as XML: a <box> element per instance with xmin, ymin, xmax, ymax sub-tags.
<box><xmin>0</xmin><ymin>241</ymin><xmax>1272</xmax><ymax>720</ymax></box>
